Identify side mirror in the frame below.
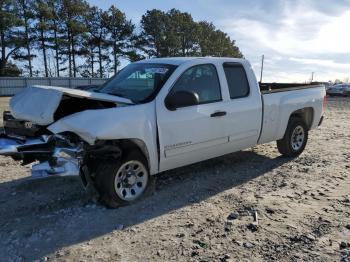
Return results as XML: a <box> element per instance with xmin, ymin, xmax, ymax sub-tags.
<box><xmin>165</xmin><ymin>90</ymin><xmax>199</xmax><ymax>111</ymax></box>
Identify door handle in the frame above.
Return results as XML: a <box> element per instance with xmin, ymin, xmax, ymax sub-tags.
<box><xmin>210</xmin><ymin>111</ymin><xmax>227</xmax><ymax>117</ymax></box>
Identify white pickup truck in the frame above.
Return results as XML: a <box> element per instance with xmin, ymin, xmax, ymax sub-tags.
<box><xmin>0</xmin><ymin>57</ymin><xmax>326</xmax><ymax>207</ymax></box>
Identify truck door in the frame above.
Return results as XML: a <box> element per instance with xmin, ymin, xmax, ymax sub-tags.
<box><xmin>220</xmin><ymin>62</ymin><xmax>262</xmax><ymax>149</ymax></box>
<box><xmin>156</xmin><ymin>63</ymin><xmax>229</xmax><ymax>172</ymax></box>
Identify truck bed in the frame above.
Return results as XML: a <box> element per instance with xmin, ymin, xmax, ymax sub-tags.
<box><xmin>259</xmin><ymin>83</ymin><xmax>323</xmax><ymax>94</ymax></box>
<box><xmin>258</xmin><ymin>84</ymin><xmax>325</xmax><ymax>145</ymax></box>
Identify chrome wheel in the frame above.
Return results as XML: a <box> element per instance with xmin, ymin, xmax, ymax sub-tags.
<box><xmin>291</xmin><ymin>125</ymin><xmax>305</xmax><ymax>151</ymax></box>
<box><xmin>114</xmin><ymin>160</ymin><xmax>148</xmax><ymax>201</ymax></box>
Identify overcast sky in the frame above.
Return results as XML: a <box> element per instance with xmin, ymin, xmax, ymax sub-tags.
<box><xmin>88</xmin><ymin>0</ymin><xmax>350</xmax><ymax>83</ymax></box>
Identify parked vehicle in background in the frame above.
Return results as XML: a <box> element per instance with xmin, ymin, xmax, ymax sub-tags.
<box><xmin>327</xmin><ymin>84</ymin><xmax>350</xmax><ymax>96</ymax></box>
<box><xmin>312</xmin><ymin>82</ymin><xmax>331</xmax><ymax>91</ymax></box>
<box><xmin>341</xmin><ymin>84</ymin><xmax>350</xmax><ymax>97</ymax></box>
<box><xmin>0</xmin><ymin>57</ymin><xmax>326</xmax><ymax>208</ymax></box>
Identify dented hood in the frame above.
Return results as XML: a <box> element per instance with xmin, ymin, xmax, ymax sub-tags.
<box><xmin>9</xmin><ymin>85</ymin><xmax>133</xmax><ymax>125</ymax></box>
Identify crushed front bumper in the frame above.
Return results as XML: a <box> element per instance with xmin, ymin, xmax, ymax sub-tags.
<box><xmin>0</xmin><ymin>134</ymin><xmax>82</xmax><ymax>179</ymax></box>
<box><xmin>0</xmin><ymin>134</ymin><xmax>51</xmax><ymax>155</ymax></box>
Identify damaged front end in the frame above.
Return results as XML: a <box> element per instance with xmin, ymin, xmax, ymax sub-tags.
<box><xmin>0</xmin><ymin>133</ymin><xmax>84</xmax><ymax>179</ymax></box>
<box><xmin>0</xmin><ymin>85</ymin><xmax>134</xmax><ymax>182</ymax></box>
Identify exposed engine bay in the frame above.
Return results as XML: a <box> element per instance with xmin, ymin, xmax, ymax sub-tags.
<box><xmin>3</xmin><ymin>96</ymin><xmax>116</xmax><ymax>138</ymax></box>
<box><xmin>9</xmin><ymin>85</ymin><xmax>132</xmax><ymax>126</ymax></box>
<box><xmin>0</xmin><ymin>85</ymin><xmax>131</xmax><ymax>181</ymax></box>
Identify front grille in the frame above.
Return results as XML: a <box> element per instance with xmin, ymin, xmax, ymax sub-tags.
<box><xmin>3</xmin><ymin>111</ymin><xmax>45</xmax><ymax>137</ymax></box>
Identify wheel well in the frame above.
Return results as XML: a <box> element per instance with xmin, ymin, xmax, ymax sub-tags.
<box><xmin>121</xmin><ymin>139</ymin><xmax>150</xmax><ymax>169</ymax></box>
<box><xmin>89</xmin><ymin>139</ymin><xmax>150</xmax><ymax>169</ymax></box>
<box><xmin>289</xmin><ymin>107</ymin><xmax>314</xmax><ymax>130</ymax></box>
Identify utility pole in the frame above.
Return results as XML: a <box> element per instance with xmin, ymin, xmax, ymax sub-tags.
<box><xmin>260</xmin><ymin>55</ymin><xmax>264</xmax><ymax>83</ymax></box>
<box><xmin>311</xmin><ymin>72</ymin><xmax>314</xmax><ymax>83</ymax></box>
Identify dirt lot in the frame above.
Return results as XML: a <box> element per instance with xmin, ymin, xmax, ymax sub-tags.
<box><xmin>0</xmin><ymin>97</ymin><xmax>349</xmax><ymax>262</ymax></box>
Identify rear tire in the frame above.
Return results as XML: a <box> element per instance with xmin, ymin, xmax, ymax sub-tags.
<box><xmin>277</xmin><ymin>117</ymin><xmax>308</xmax><ymax>157</ymax></box>
<box><xmin>92</xmin><ymin>150</ymin><xmax>154</xmax><ymax>208</ymax></box>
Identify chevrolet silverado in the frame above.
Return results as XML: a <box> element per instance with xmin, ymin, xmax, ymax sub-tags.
<box><xmin>0</xmin><ymin>57</ymin><xmax>326</xmax><ymax>207</ymax></box>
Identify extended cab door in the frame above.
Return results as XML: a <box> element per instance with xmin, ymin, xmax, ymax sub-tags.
<box><xmin>156</xmin><ymin>63</ymin><xmax>229</xmax><ymax>172</ymax></box>
<box><xmin>219</xmin><ymin>62</ymin><xmax>262</xmax><ymax>150</ymax></box>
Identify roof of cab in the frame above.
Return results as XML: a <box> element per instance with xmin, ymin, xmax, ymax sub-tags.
<box><xmin>136</xmin><ymin>57</ymin><xmax>246</xmax><ymax>66</ymax></box>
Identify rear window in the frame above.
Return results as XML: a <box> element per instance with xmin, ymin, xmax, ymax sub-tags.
<box><xmin>223</xmin><ymin>63</ymin><xmax>250</xmax><ymax>99</ymax></box>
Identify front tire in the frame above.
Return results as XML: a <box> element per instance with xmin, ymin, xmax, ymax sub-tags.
<box><xmin>93</xmin><ymin>150</ymin><xmax>152</xmax><ymax>208</ymax></box>
<box><xmin>277</xmin><ymin>117</ymin><xmax>308</xmax><ymax>157</ymax></box>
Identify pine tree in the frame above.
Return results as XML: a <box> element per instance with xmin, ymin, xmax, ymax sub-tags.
<box><xmin>84</xmin><ymin>6</ymin><xmax>110</xmax><ymax>77</ymax></box>
<box><xmin>60</xmin><ymin>0</ymin><xmax>89</xmax><ymax>77</ymax></box>
<box><xmin>35</xmin><ymin>0</ymin><xmax>53</xmax><ymax>77</ymax></box>
<box><xmin>47</xmin><ymin>0</ymin><xmax>63</xmax><ymax>76</ymax></box>
<box><xmin>139</xmin><ymin>9</ymin><xmax>168</xmax><ymax>58</ymax></box>
<box><xmin>15</xmin><ymin>0</ymin><xmax>36</xmax><ymax>76</ymax></box>
<box><xmin>0</xmin><ymin>0</ymin><xmax>23</xmax><ymax>76</ymax></box>
<box><xmin>104</xmin><ymin>5</ymin><xmax>135</xmax><ymax>74</ymax></box>
<box><xmin>167</xmin><ymin>9</ymin><xmax>199</xmax><ymax>56</ymax></box>
<box><xmin>197</xmin><ymin>21</ymin><xmax>243</xmax><ymax>58</ymax></box>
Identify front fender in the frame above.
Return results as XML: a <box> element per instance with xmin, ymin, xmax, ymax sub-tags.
<box><xmin>47</xmin><ymin>102</ymin><xmax>159</xmax><ymax>174</ymax></box>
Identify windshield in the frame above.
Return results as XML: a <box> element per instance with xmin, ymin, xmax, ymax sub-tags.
<box><xmin>98</xmin><ymin>63</ymin><xmax>177</xmax><ymax>103</ymax></box>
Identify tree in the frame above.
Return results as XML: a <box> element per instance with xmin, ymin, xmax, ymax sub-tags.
<box><xmin>15</xmin><ymin>0</ymin><xmax>36</xmax><ymax>76</ymax></box>
<box><xmin>46</xmin><ymin>0</ymin><xmax>64</xmax><ymax>77</ymax></box>
<box><xmin>2</xmin><ymin>3</ymin><xmax>244</xmax><ymax>77</ymax></box>
<box><xmin>0</xmin><ymin>0</ymin><xmax>23</xmax><ymax>76</ymax></box>
<box><xmin>84</xmin><ymin>6</ymin><xmax>110</xmax><ymax>77</ymax></box>
<box><xmin>1</xmin><ymin>61</ymin><xmax>21</xmax><ymax>76</ymax></box>
<box><xmin>35</xmin><ymin>0</ymin><xmax>53</xmax><ymax>77</ymax></box>
<box><xmin>139</xmin><ymin>9</ymin><xmax>168</xmax><ymax>58</ymax></box>
<box><xmin>60</xmin><ymin>0</ymin><xmax>89</xmax><ymax>77</ymax></box>
<box><xmin>197</xmin><ymin>21</ymin><xmax>243</xmax><ymax>58</ymax></box>
<box><xmin>167</xmin><ymin>9</ymin><xmax>199</xmax><ymax>56</ymax></box>
<box><xmin>139</xmin><ymin>9</ymin><xmax>243</xmax><ymax>59</ymax></box>
<box><xmin>104</xmin><ymin>5</ymin><xmax>135</xmax><ymax>74</ymax></box>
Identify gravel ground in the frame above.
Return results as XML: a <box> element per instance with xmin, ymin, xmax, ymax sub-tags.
<box><xmin>0</xmin><ymin>97</ymin><xmax>349</xmax><ymax>262</ymax></box>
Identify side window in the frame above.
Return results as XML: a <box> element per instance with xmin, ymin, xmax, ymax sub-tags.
<box><xmin>171</xmin><ymin>64</ymin><xmax>221</xmax><ymax>104</ymax></box>
<box><xmin>223</xmin><ymin>63</ymin><xmax>250</xmax><ymax>99</ymax></box>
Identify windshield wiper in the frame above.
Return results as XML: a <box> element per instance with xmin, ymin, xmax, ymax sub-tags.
<box><xmin>105</xmin><ymin>92</ymin><xmax>136</xmax><ymax>104</ymax></box>
<box><xmin>95</xmin><ymin>90</ymin><xmax>136</xmax><ymax>103</ymax></box>
<box><xmin>93</xmin><ymin>89</ymin><xmax>125</xmax><ymax>97</ymax></box>
<box><xmin>106</xmin><ymin>92</ymin><xmax>126</xmax><ymax>97</ymax></box>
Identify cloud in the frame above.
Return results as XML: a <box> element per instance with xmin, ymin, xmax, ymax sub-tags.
<box><xmin>216</xmin><ymin>1</ymin><xmax>350</xmax><ymax>82</ymax></box>
<box><xmin>222</xmin><ymin>9</ymin><xmax>350</xmax><ymax>56</ymax></box>
<box><xmin>90</xmin><ymin>0</ymin><xmax>350</xmax><ymax>82</ymax></box>
<box><xmin>289</xmin><ymin>58</ymin><xmax>350</xmax><ymax>71</ymax></box>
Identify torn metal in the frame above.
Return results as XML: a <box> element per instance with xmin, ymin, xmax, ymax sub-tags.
<box><xmin>0</xmin><ymin>134</ymin><xmax>83</xmax><ymax>179</ymax></box>
<box><xmin>31</xmin><ymin>147</ymin><xmax>82</xmax><ymax>178</ymax></box>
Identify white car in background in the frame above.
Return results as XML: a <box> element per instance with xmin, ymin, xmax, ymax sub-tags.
<box><xmin>327</xmin><ymin>84</ymin><xmax>350</xmax><ymax>96</ymax></box>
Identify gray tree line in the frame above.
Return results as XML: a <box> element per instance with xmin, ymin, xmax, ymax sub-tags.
<box><xmin>0</xmin><ymin>0</ymin><xmax>243</xmax><ymax>78</ymax></box>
